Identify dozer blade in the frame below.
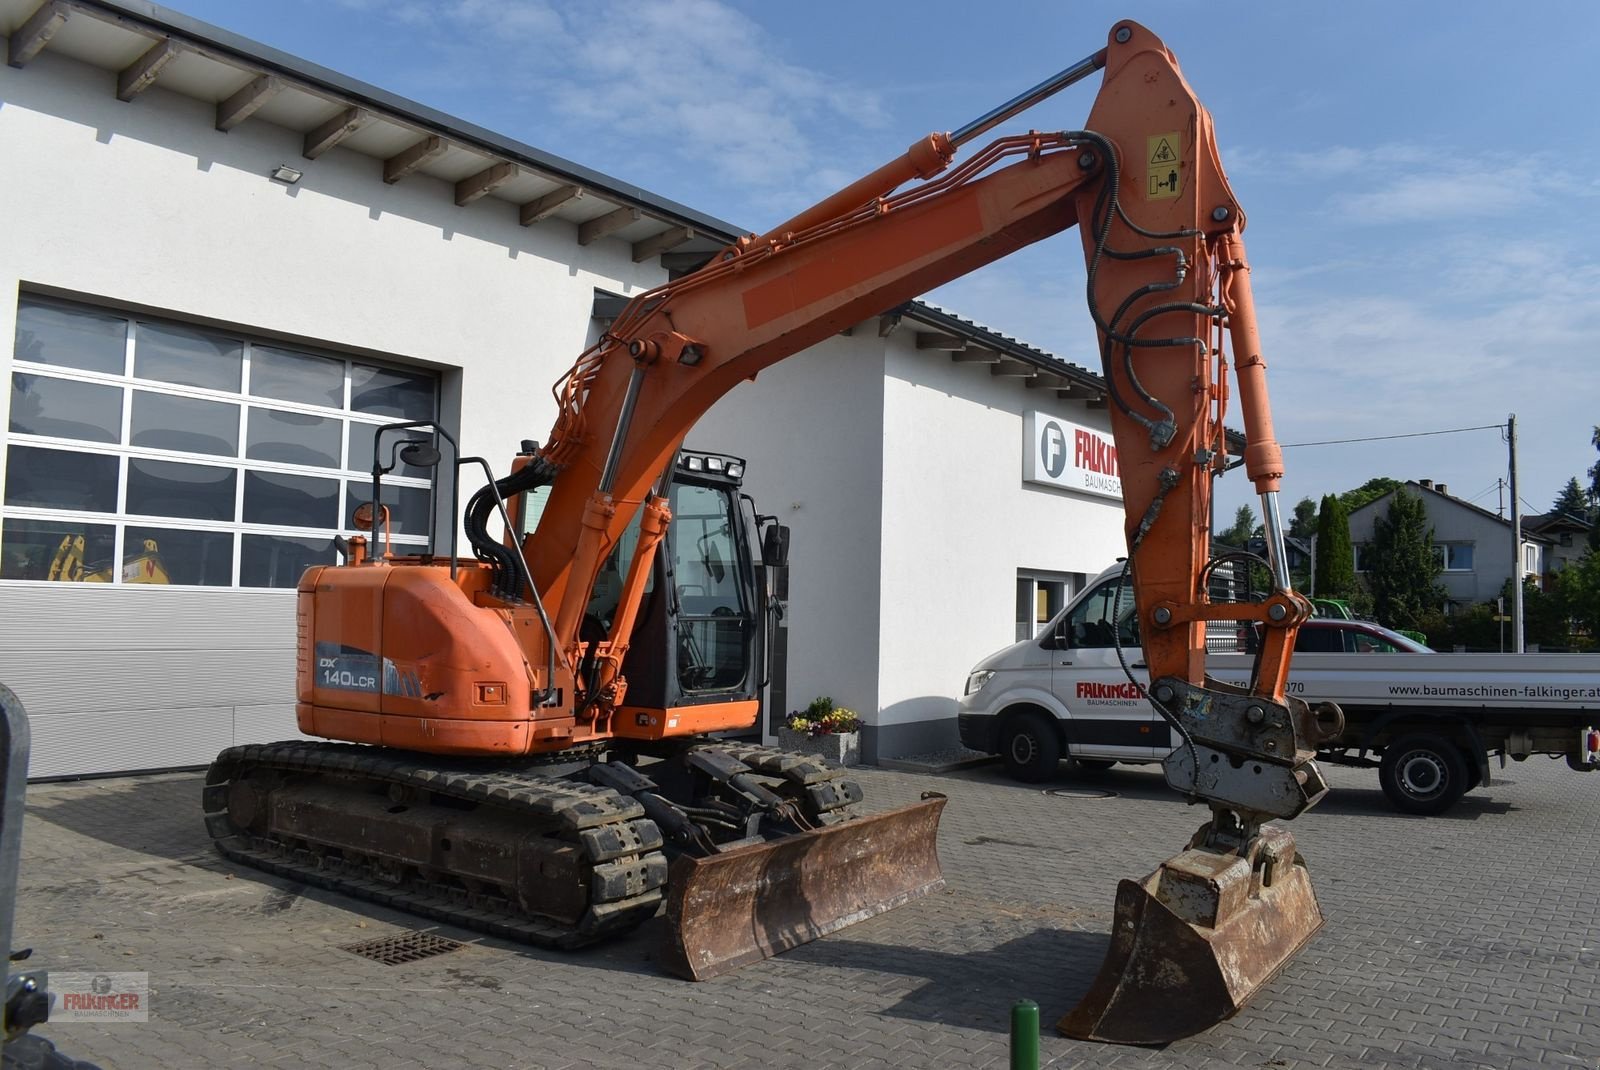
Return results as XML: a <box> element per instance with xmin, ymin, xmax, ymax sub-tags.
<box><xmin>1059</xmin><ymin>825</ymin><xmax>1322</xmax><ymax>1046</ymax></box>
<box><xmin>661</xmin><ymin>794</ymin><xmax>946</xmax><ymax>980</ymax></box>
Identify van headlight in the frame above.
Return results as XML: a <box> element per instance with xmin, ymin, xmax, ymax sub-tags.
<box><xmin>964</xmin><ymin>669</ymin><xmax>995</xmax><ymax>696</ymax></box>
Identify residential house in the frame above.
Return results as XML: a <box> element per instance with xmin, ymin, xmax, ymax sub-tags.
<box><xmin>1347</xmin><ymin>479</ymin><xmax>1550</xmax><ymax>610</ymax></box>
<box><xmin>1523</xmin><ymin>510</ymin><xmax>1592</xmax><ymax>586</ymax></box>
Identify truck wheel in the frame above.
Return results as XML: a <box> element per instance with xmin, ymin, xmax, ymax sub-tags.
<box><xmin>1379</xmin><ymin>733</ymin><xmax>1468</xmax><ymax>815</ymax></box>
<box><xmin>1001</xmin><ymin>713</ymin><xmax>1062</xmax><ymax>783</ymax></box>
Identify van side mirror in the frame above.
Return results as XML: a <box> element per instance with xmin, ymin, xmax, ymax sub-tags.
<box><xmin>761</xmin><ymin>524</ymin><xmax>790</xmax><ymax>569</ymax></box>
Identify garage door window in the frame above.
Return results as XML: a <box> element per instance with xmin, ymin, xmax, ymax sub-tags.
<box><xmin>2</xmin><ymin>296</ymin><xmax>438</xmax><ymax>588</ymax></box>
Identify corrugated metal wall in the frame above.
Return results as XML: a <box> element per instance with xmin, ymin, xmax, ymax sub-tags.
<box><xmin>0</xmin><ymin>584</ymin><xmax>301</xmax><ymax>778</ymax></box>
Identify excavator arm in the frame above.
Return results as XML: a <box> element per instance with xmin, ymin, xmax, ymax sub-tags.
<box><xmin>525</xmin><ymin>22</ymin><xmax>1333</xmax><ymax>806</ymax></box>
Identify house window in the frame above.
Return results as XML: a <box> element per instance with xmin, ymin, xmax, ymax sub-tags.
<box><xmin>1432</xmin><ymin>543</ymin><xmax>1474</xmax><ymax>571</ymax></box>
<box><xmin>1017</xmin><ymin>570</ymin><xmax>1083</xmax><ymax>641</ymax></box>
<box><xmin>3</xmin><ymin>296</ymin><xmax>438</xmax><ymax>588</ymax></box>
<box><xmin>1354</xmin><ymin>543</ymin><xmax>1373</xmax><ymax>573</ymax></box>
<box><xmin>1522</xmin><ymin>542</ymin><xmax>1540</xmax><ymax>576</ymax></box>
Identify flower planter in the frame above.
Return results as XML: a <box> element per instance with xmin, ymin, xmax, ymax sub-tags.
<box><xmin>776</xmin><ymin>727</ymin><xmax>860</xmax><ymax>767</ymax></box>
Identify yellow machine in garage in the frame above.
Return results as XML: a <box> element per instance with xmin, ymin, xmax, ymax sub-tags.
<box><xmin>47</xmin><ymin>535</ymin><xmax>169</xmax><ymax>585</ymax></box>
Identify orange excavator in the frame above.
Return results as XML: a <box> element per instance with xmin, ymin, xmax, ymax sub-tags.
<box><xmin>205</xmin><ymin>21</ymin><xmax>1339</xmax><ymax>1043</ymax></box>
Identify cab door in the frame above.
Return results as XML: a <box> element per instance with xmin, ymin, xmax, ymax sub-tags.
<box><xmin>1047</xmin><ymin>574</ymin><xmax>1165</xmax><ymax>760</ymax></box>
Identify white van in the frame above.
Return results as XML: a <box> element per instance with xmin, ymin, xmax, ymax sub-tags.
<box><xmin>958</xmin><ymin>565</ymin><xmax>1164</xmax><ymax>781</ymax></box>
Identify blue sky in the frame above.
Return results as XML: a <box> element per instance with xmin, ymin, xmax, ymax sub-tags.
<box><xmin>178</xmin><ymin>0</ymin><xmax>1600</xmax><ymax>528</ymax></box>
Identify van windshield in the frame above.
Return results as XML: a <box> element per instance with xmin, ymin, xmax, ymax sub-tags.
<box><xmin>1061</xmin><ymin>578</ymin><xmax>1139</xmax><ymax>648</ymax></box>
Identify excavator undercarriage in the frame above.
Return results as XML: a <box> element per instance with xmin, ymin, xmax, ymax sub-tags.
<box><xmin>204</xmin><ymin>740</ymin><xmax>944</xmax><ymax>971</ymax></box>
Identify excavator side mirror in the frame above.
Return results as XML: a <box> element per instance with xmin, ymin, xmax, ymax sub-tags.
<box><xmin>351</xmin><ymin>502</ymin><xmax>390</xmax><ymax>532</ymax></box>
<box><xmin>398</xmin><ymin>440</ymin><xmax>442</xmax><ymax>468</ymax></box>
<box><xmin>761</xmin><ymin>524</ymin><xmax>790</xmax><ymax>569</ymax></box>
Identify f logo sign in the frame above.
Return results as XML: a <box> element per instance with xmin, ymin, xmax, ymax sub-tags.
<box><xmin>1041</xmin><ymin>421</ymin><xmax>1067</xmax><ymax>478</ymax></box>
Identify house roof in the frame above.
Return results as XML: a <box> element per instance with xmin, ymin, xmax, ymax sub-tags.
<box><xmin>1349</xmin><ymin>480</ymin><xmax>1555</xmax><ymax>545</ymax></box>
<box><xmin>1</xmin><ymin>0</ymin><xmax>1116</xmax><ymax>407</ymax></box>
<box><xmin>1524</xmin><ymin>510</ymin><xmax>1592</xmax><ymax>536</ymax></box>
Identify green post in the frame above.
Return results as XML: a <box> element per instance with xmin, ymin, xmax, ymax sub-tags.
<box><xmin>1010</xmin><ymin>998</ymin><xmax>1040</xmax><ymax>1070</ymax></box>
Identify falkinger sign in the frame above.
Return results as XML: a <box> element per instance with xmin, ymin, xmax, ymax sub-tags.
<box><xmin>1023</xmin><ymin>412</ymin><xmax>1122</xmax><ymax>500</ymax></box>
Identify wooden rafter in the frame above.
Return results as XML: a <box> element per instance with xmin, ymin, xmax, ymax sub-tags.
<box><xmin>383</xmin><ymin>135</ymin><xmax>446</xmax><ymax>184</ymax></box>
<box><xmin>660</xmin><ymin>250</ymin><xmax>714</xmax><ymax>274</ymax></box>
<box><xmin>455</xmin><ymin>161</ymin><xmax>515</xmax><ymax>206</ymax></box>
<box><xmin>7</xmin><ymin>2</ymin><xmax>67</xmax><ymax>68</ymax></box>
<box><xmin>991</xmin><ymin>359</ymin><xmax>1037</xmax><ymax>378</ymax></box>
<box><xmin>115</xmin><ymin>38</ymin><xmax>179</xmax><ymax>101</ymax></box>
<box><xmin>951</xmin><ymin>349</ymin><xmax>1001</xmax><ymax>364</ymax></box>
<box><xmin>915</xmin><ymin>333</ymin><xmax>967</xmax><ymax>351</ymax></box>
<box><xmin>302</xmin><ymin>106</ymin><xmax>367</xmax><ymax>160</ymax></box>
<box><xmin>578</xmin><ymin>206</ymin><xmax>640</xmax><ymax>246</ymax></box>
<box><xmin>877</xmin><ymin>314</ymin><xmax>901</xmax><ymax>337</ymax></box>
<box><xmin>519</xmin><ymin>184</ymin><xmax>582</xmax><ymax>226</ymax></box>
<box><xmin>215</xmin><ymin>74</ymin><xmax>281</xmax><ymax>132</ymax></box>
<box><xmin>632</xmin><ymin>226</ymin><xmax>693</xmax><ymax>263</ymax></box>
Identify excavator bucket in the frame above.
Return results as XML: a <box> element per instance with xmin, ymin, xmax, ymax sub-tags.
<box><xmin>661</xmin><ymin>794</ymin><xmax>946</xmax><ymax>980</ymax></box>
<box><xmin>1059</xmin><ymin>825</ymin><xmax>1321</xmax><ymax>1046</ymax></box>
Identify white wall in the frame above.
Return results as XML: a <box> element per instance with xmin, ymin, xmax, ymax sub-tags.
<box><xmin>693</xmin><ymin>333</ymin><xmax>887</xmax><ymax>726</ymax></box>
<box><xmin>876</xmin><ymin>338</ymin><xmax>1125</xmax><ymax>738</ymax></box>
<box><xmin>695</xmin><ymin>328</ymin><xmax>1127</xmax><ymax>757</ymax></box>
<box><xmin>0</xmin><ymin>51</ymin><xmax>663</xmax><ymax>775</ymax></box>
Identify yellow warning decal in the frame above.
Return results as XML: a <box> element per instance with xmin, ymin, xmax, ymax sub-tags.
<box><xmin>1146</xmin><ymin>132</ymin><xmax>1181</xmax><ymax>200</ymax></box>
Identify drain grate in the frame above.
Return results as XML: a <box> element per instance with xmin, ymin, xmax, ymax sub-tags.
<box><xmin>339</xmin><ymin>930</ymin><xmax>465</xmax><ymax>965</ymax></box>
<box><xmin>1044</xmin><ymin>787</ymin><xmax>1119</xmax><ymax>800</ymax></box>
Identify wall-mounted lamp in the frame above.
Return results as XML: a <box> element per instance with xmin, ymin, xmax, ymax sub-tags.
<box><xmin>269</xmin><ymin>164</ymin><xmax>304</xmax><ymax>184</ymax></box>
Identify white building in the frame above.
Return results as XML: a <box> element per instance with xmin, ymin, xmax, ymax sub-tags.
<box><xmin>0</xmin><ymin>0</ymin><xmax>1124</xmax><ymax>776</ymax></box>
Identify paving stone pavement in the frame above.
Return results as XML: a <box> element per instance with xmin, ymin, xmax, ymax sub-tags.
<box><xmin>8</xmin><ymin>754</ymin><xmax>1599</xmax><ymax>1069</ymax></box>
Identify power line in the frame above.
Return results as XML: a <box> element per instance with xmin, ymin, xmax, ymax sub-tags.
<box><xmin>1280</xmin><ymin>422</ymin><xmax>1505</xmax><ymax>449</ymax></box>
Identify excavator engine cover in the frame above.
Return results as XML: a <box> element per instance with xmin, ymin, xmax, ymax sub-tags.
<box><xmin>662</xmin><ymin>793</ymin><xmax>946</xmax><ymax>980</ymax></box>
<box><xmin>1059</xmin><ymin>825</ymin><xmax>1321</xmax><ymax>1045</ymax></box>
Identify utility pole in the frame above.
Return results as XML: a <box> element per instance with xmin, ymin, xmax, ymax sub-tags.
<box><xmin>1508</xmin><ymin>414</ymin><xmax>1524</xmax><ymax>653</ymax></box>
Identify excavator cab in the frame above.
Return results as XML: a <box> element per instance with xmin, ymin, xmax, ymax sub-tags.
<box><xmin>599</xmin><ymin>451</ymin><xmax>767</xmax><ymax>712</ymax></box>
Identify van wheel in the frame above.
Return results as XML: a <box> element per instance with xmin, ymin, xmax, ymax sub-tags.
<box><xmin>1379</xmin><ymin>733</ymin><xmax>1468</xmax><ymax>815</ymax></box>
<box><xmin>1001</xmin><ymin>713</ymin><xmax>1061</xmax><ymax>783</ymax></box>
<box><xmin>1072</xmin><ymin>758</ymin><xmax>1116</xmax><ymax>773</ymax></box>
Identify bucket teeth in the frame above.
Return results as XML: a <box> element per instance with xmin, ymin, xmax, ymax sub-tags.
<box><xmin>1059</xmin><ymin>826</ymin><xmax>1322</xmax><ymax>1045</ymax></box>
<box><xmin>661</xmin><ymin>795</ymin><xmax>946</xmax><ymax>980</ymax></box>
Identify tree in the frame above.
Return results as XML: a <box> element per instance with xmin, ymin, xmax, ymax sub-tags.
<box><xmin>1288</xmin><ymin>497</ymin><xmax>1318</xmax><ymax>541</ymax></box>
<box><xmin>1589</xmin><ymin>426</ymin><xmax>1600</xmax><ymax>550</ymax></box>
<box><xmin>1364</xmin><ymin>489</ymin><xmax>1445</xmax><ymax>632</ymax></box>
<box><xmin>1556</xmin><ymin>550</ymin><xmax>1600</xmax><ymax>648</ymax></box>
<box><xmin>1313</xmin><ymin>494</ymin><xmax>1356</xmax><ymax>601</ymax></box>
<box><xmin>1216</xmin><ymin>505</ymin><xmax>1256</xmax><ymax>549</ymax></box>
<box><xmin>1339</xmin><ymin>477</ymin><xmax>1402</xmax><ymax>515</ymax></box>
<box><xmin>1552</xmin><ymin>476</ymin><xmax>1589</xmax><ymax>521</ymax></box>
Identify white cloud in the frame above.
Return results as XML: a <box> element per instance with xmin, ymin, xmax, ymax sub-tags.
<box><xmin>1231</xmin><ymin>141</ymin><xmax>1597</xmax><ymax>224</ymax></box>
<box><xmin>331</xmin><ymin>0</ymin><xmax>888</xmax><ymax>207</ymax></box>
